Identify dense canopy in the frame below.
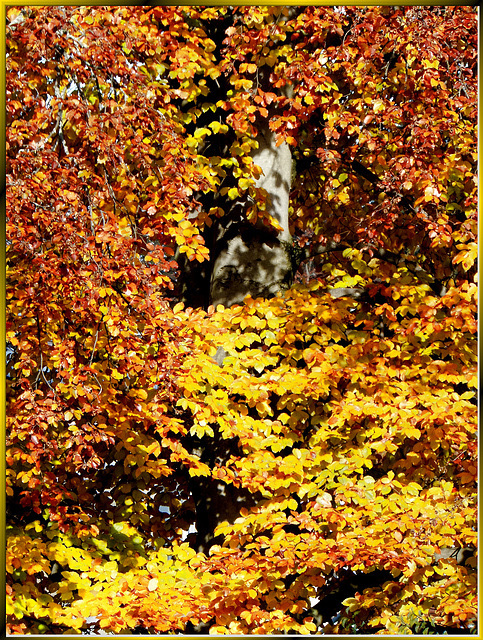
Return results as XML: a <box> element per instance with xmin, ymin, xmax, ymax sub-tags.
<box><xmin>6</xmin><ymin>4</ymin><xmax>477</xmax><ymax>635</ymax></box>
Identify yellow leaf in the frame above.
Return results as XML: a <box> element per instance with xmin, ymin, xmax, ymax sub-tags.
<box><xmin>256</xmin><ymin>401</ymin><xmax>272</xmax><ymax>417</ymax></box>
<box><xmin>148</xmin><ymin>578</ymin><xmax>158</xmax><ymax>591</ymax></box>
<box><xmin>373</xmin><ymin>99</ymin><xmax>385</xmax><ymax>113</ymax></box>
<box><xmin>303</xmin><ymin>348</ymin><xmax>316</xmax><ymax>364</ymax></box>
<box><xmin>316</xmin><ymin>492</ymin><xmax>332</xmax><ymax>508</ymax></box>
<box><xmin>209</xmin><ymin>121</ymin><xmax>228</xmax><ymax>134</ymax></box>
<box><xmin>238</xmin><ymin>178</ymin><xmax>252</xmax><ymax>190</ymax></box>
<box><xmin>194</xmin><ymin>127</ymin><xmax>211</xmax><ymax>139</ymax></box>
<box><xmin>188</xmin><ymin>462</ymin><xmax>210</xmax><ymax>477</ymax></box>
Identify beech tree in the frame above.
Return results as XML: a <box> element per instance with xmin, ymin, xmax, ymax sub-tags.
<box><xmin>6</xmin><ymin>5</ymin><xmax>477</xmax><ymax>635</ymax></box>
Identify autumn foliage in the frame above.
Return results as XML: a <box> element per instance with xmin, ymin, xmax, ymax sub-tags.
<box><xmin>6</xmin><ymin>5</ymin><xmax>477</xmax><ymax>635</ymax></box>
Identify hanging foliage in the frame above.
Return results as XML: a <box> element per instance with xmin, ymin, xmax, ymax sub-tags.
<box><xmin>6</xmin><ymin>5</ymin><xmax>477</xmax><ymax>635</ymax></box>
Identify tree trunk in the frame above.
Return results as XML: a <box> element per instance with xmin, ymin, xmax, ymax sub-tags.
<box><xmin>210</xmin><ymin>121</ymin><xmax>293</xmax><ymax>307</ymax></box>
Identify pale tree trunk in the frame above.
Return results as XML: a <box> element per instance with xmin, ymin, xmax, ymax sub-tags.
<box><xmin>210</xmin><ymin>122</ymin><xmax>293</xmax><ymax>307</ymax></box>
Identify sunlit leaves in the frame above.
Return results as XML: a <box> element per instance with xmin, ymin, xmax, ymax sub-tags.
<box><xmin>6</xmin><ymin>4</ymin><xmax>477</xmax><ymax>636</ymax></box>
<box><xmin>168</xmin><ymin>265</ymin><xmax>476</xmax><ymax>630</ymax></box>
